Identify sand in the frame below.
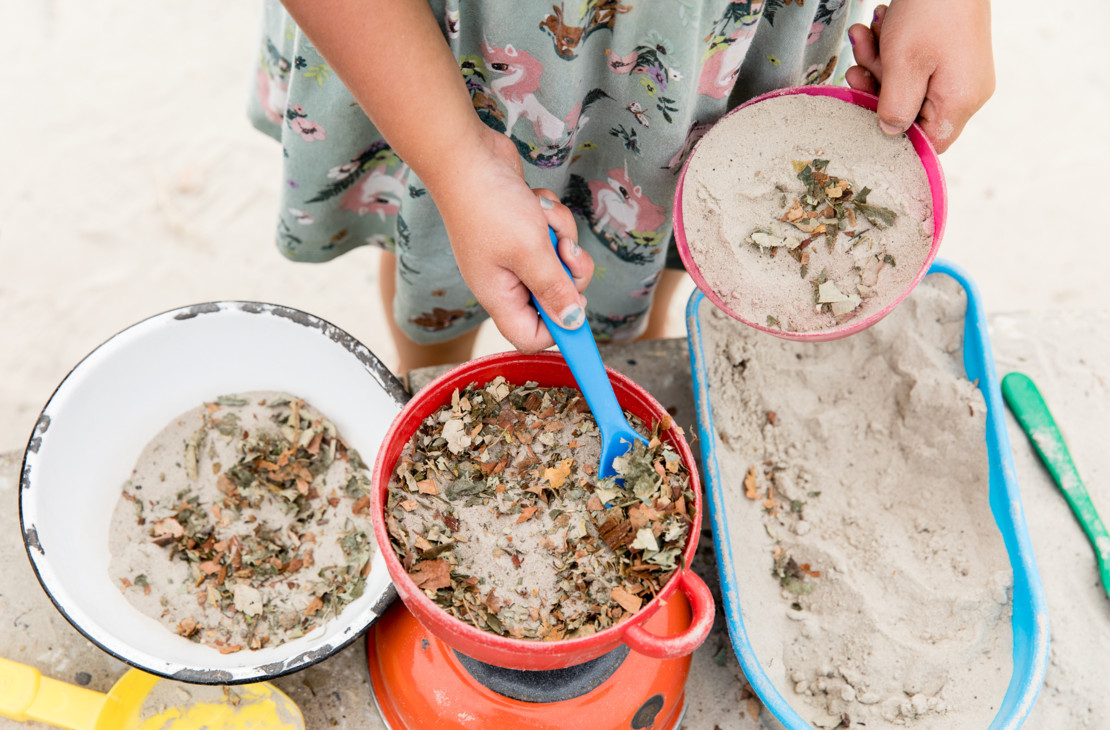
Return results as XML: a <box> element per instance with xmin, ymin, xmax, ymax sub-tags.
<box><xmin>108</xmin><ymin>392</ymin><xmax>375</xmax><ymax>653</ymax></box>
<box><xmin>681</xmin><ymin>93</ymin><xmax>933</xmax><ymax>333</ymax></box>
<box><xmin>386</xmin><ymin>378</ymin><xmax>694</xmax><ymax>640</ymax></box>
<box><xmin>701</xmin><ymin>275</ymin><xmax>1014</xmax><ymax>728</ymax></box>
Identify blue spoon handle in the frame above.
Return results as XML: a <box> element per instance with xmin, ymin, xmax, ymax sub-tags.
<box><xmin>532</xmin><ymin>229</ymin><xmax>630</xmax><ymax>448</ymax></box>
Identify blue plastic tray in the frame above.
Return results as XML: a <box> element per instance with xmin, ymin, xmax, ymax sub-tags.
<box><xmin>685</xmin><ymin>260</ymin><xmax>1050</xmax><ymax>729</ymax></box>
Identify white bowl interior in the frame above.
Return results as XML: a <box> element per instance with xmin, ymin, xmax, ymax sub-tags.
<box><xmin>21</xmin><ymin>303</ymin><xmax>403</xmax><ymax>682</ymax></box>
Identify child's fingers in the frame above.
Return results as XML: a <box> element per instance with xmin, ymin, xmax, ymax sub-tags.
<box><xmin>534</xmin><ymin>188</ymin><xmax>592</xmax><ymax>294</ymax></box>
<box><xmin>504</xmin><ymin>222</ymin><xmax>589</xmax><ymax>346</ymax></box>
<box><xmin>847</xmin><ymin>24</ymin><xmax>882</xmax><ymax>83</ymax></box>
<box><xmin>845</xmin><ymin>66</ymin><xmax>879</xmax><ymax>95</ymax></box>
<box><xmin>534</xmin><ymin>189</ymin><xmax>575</xmax><ymax>234</ymax></box>
<box><xmin>871</xmin><ymin>4</ymin><xmax>887</xmax><ymax>37</ymax></box>
<box><xmin>484</xmin><ymin>292</ymin><xmax>557</xmax><ymax>355</ymax></box>
<box><xmin>478</xmin><ymin>268</ymin><xmax>575</xmax><ymax>354</ymax></box>
<box><xmin>519</xmin><ymin>256</ymin><xmax>588</xmax><ymax>334</ymax></box>
<box><xmin>557</xmin><ymin>236</ymin><xmax>594</xmax><ymax>294</ymax></box>
<box><xmin>873</xmin><ymin>50</ymin><xmax>932</xmax><ymax>137</ymax></box>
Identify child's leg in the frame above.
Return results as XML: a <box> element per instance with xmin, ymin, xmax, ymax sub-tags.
<box><xmin>379</xmin><ymin>250</ymin><xmax>479</xmax><ymax>376</ymax></box>
<box><xmin>640</xmin><ymin>269</ymin><xmax>687</xmax><ymax>341</ymax></box>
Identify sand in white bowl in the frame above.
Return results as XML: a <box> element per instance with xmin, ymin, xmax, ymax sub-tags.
<box><xmin>701</xmin><ymin>275</ymin><xmax>1013</xmax><ymax>728</ymax></box>
<box><xmin>682</xmin><ymin>93</ymin><xmax>934</xmax><ymax>334</ymax></box>
<box><xmin>108</xmin><ymin>392</ymin><xmax>375</xmax><ymax>653</ymax></box>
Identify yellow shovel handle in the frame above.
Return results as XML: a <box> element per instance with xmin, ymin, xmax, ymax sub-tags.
<box><xmin>0</xmin><ymin>657</ymin><xmax>107</xmax><ymax>729</ymax></box>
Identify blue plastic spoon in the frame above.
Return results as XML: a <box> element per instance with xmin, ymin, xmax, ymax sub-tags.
<box><xmin>532</xmin><ymin>228</ymin><xmax>648</xmax><ymax>479</ymax></box>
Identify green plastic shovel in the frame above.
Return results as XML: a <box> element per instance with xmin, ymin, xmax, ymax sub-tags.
<box><xmin>1002</xmin><ymin>371</ymin><xmax>1110</xmax><ymax>603</ymax></box>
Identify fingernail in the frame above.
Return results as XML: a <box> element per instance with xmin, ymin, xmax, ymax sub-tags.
<box><xmin>873</xmin><ymin>5</ymin><xmax>886</xmax><ymax>21</ymax></box>
<box><xmin>539</xmin><ymin>197</ymin><xmax>555</xmax><ymax>209</ymax></box>
<box><xmin>879</xmin><ymin>119</ymin><xmax>907</xmax><ymax>135</ymax></box>
<box><xmin>559</xmin><ymin>304</ymin><xmax>585</xmax><ymax>329</ymax></box>
<box><xmin>849</xmin><ymin>32</ymin><xmax>856</xmax><ymax>46</ymax></box>
<box><xmin>566</xmin><ymin>239</ymin><xmax>581</xmax><ymax>257</ymax></box>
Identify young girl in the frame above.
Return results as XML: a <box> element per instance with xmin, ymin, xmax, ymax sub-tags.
<box><xmin>249</xmin><ymin>1</ymin><xmax>993</xmax><ymax>372</ymax></box>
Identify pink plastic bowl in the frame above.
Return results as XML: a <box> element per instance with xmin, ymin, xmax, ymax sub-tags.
<box><xmin>369</xmin><ymin>351</ymin><xmax>714</xmax><ymax>671</ymax></box>
<box><xmin>673</xmin><ymin>85</ymin><xmax>947</xmax><ymax>342</ymax></box>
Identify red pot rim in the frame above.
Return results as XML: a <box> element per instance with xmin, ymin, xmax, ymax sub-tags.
<box><xmin>369</xmin><ymin>351</ymin><xmax>704</xmax><ymax>668</ymax></box>
<box><xmin>672</xmin><ymin>84</ymin><xmax>947</xmax><ymax>343</ymax></box>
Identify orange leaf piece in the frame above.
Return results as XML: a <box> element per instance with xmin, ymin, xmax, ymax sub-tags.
<box><xmin>543</xmin><ymin>459</ymin><xmax>573</xmax><ymax>489</ymax></box>
<box><xmin>409</xmin><ymin>559</ymin><xmax>452</xmax><ymax>591</ymax></box>
<box><xmin>152</xmin><ymin>517</ymin><xmax>184</xmax><ymax>539</ymax></box>
<box><xmin>610</xmin><ymin>586</ymin><xmax>642</xmax><ymax>614</ymax></box>
<box><xmin>176</xmin><ymin>616</ymin><xmax>198</xmax><ymax>638</ymax></box>
<box><xmin>744</xmin><ymin>466</ymin><xmax>761</xmax><ymax>500</ymax></box>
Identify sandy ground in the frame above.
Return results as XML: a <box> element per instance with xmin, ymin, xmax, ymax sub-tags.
<box><xmin>1</xmin><ymin>2</ymin><xmax>1109</xmax><ymax>728</ymax></box>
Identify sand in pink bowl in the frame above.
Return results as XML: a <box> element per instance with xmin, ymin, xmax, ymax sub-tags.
<box><xmin>675</xmin><ymin>87</ymin><xmax>945</xmax><ymax>341</ymax></box>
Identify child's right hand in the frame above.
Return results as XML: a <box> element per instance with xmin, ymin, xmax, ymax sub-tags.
<box><xmin>430</xmin><ymin>128</ymin><xmax>594</xmax><ymax>354</ymax></box>
<box><xmin>280</xmin><ymin>0</ymin><xmax>593</xmax><ymax>353</ymax></box>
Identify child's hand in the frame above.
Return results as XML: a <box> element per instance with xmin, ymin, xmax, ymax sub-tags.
<box><xmin>846</xmin><ymin>0</ymin><xmax>994</xmax><ymax>153</ymax></box>
<box><xmin>432</xmin><ymin>129</ymin><xmax>594</xmax><ymax>354</ymax></box>
<box><xmin>279</xmin><ymin>0</ymin><xmax>592</xmax><ymax>354</ymax></box>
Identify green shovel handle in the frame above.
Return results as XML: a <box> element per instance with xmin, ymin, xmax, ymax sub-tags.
<box><xmin>1002</xmin><ymin>371</ymin><xmax>1110</xmax><ymax>602</ymax></box>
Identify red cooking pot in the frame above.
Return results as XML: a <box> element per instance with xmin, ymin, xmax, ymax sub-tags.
<box><xmin>370</xmin><ymin>351</ymin><xmax>714</xmax><ymax>671</ymax></box>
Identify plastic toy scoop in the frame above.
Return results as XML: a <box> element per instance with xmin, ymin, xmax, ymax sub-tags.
<box><xmin>532</xmin><ymin>228</ymin><xmax>648</xmax><ymax>478</ymax></box>
<box><xmin>0</xmin><ymin>658</ymin><xmax>304</xmax><ymax>730</ymax></box>
<box><xmin>1002</xmin><ymin>371</ymin><xmax>1110</xmax><ymax>603</ymax></box>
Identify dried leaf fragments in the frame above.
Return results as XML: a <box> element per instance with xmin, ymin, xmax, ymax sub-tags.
<box><xmin>115</xmin><ymin>393</ymin><xmax>375</xmax><ymax>652</ymax></box>
<box><xmin>386</xmin><ymin>377</ymin><xmax>695</xmax><ymax>640</ymax></box>
<box><xmin>744</xmin><ymin>159</ymin><xmax>901</xmax><ymax>325</ymax></box>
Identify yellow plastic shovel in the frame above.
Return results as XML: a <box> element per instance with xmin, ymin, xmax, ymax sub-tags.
<box><xmin>0</xmin><ymin>658</ymin><xmax>303</xmax><ymax>730</ymax></box>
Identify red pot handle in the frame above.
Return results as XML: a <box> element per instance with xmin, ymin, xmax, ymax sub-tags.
<box><xmin>622</xmin><ymin>570</ymin><xmax>714</xmax><ymax>659</ymax></box>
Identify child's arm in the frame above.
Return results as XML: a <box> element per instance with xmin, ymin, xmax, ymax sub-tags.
<box><xmin>281</xmin><ymin>0</ymin><xmax>593</xmax><ymax>352</ymax></box>
<box><xmin>845</xmin><ymin>0</ymin><xmax>994</xmax><ymax>153</ymax></box>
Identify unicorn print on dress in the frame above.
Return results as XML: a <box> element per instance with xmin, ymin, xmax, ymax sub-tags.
<box><xmin>697</xmin><ymin>1</ymin><xmax>764</xmax><ymax>98</ymax></box>
<box><xmin>589</xmin><ymin>166</ymin><xmax>666</xmax><ymax>237</ymax></box>
<box><xmin>339</xmin><ymin>163</ymin><xmax>408</xmax><ymax>220</ymax></box>
<box><xmin>480</xmin><ymin>42</ymin><xmax>585</xmax><ymax>143</ymax></box>
<box><xmin>255</xmin><ymin>39</ymin><xmax>291</xmax><ymax>125</ymax></box>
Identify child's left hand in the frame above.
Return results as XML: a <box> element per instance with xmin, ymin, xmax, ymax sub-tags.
<box><xmin>846</xmin><ymin>0</ymin><xmax>994</xmax><ymax>153</ymax></box>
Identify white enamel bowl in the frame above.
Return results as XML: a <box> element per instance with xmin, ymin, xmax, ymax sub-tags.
<box><xmin>19</xmin><ymin>302</ymin><xmax>406</xmax><ymax>684</ymax></box>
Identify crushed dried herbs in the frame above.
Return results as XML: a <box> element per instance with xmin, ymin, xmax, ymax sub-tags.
<box><xmin>386</xmin><ymin>377</ymin><xmax>695</xmax><ymax>640</ymax></box>
<box><xmin>109</xmin><ymin>392</ymin><xmax>374</xmax><ymax>652</ymax></box>
<box><xmin>745</xmin><ymin>159</ymin><xmax>900</xmax><ymax>326</ymax></box>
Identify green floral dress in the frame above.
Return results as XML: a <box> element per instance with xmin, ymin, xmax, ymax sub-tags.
<box><xmin>249</xmin><ymin>0</ymin><xmax>867</xmax><ymax>343</ymax></box>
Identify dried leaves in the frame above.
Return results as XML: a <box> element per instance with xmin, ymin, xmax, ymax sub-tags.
<box><xmin>387</xmin><ymin>377</ymin><xmax>695</xmax><ymax>640</ymax></box>
<box><xmin>123</xmin><ymin>394</ymin><xmax>374</xmax><ymax>652</ymax></box>
<box><xmin>745</xmin><ymin>159</ymin><xmax>901</xmax><ymax>327</ymax></box>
